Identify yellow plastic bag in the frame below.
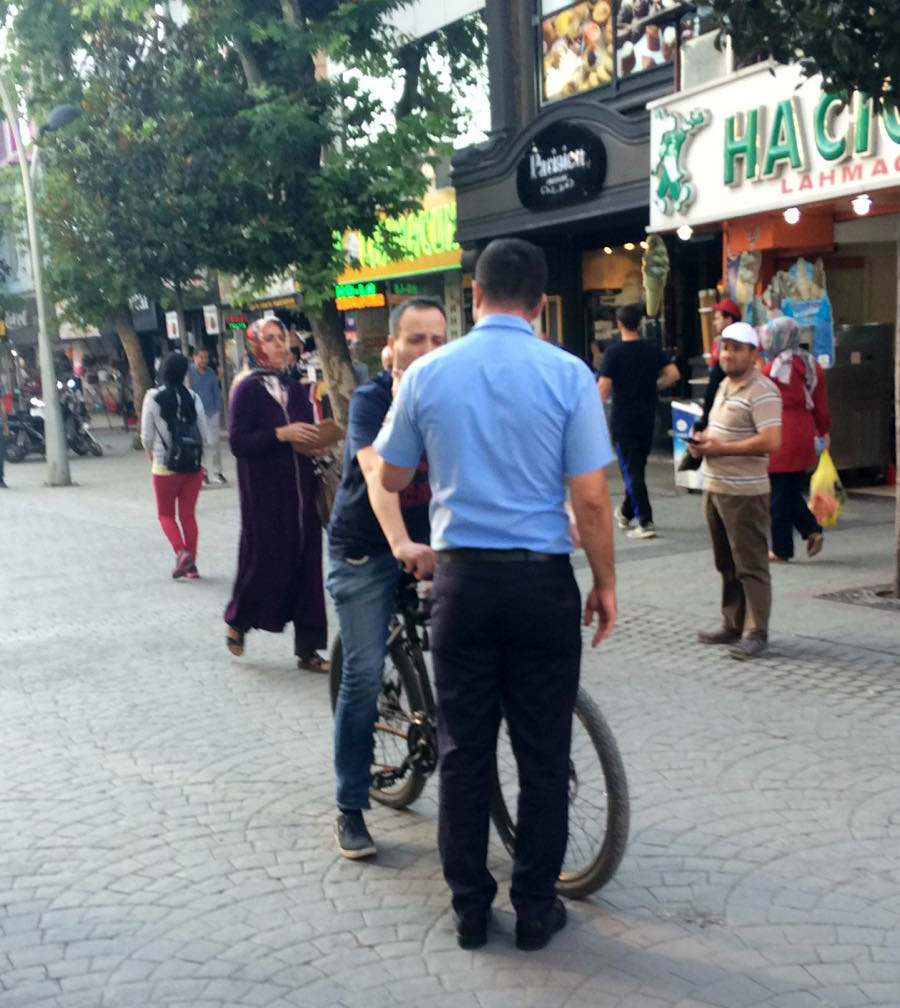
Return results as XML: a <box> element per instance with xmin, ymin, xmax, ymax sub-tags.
<box><xmin>808</xmin><ymin>449</ymin><xmax>845</xmax><ymax>528</ymax></box>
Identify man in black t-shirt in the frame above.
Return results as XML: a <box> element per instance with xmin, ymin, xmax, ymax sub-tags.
<box><xmin>598</xmin><ymin>304</ymin><xmax>679</xmax><ymax>539</ymax></box>
<box><xmin>327</xmin><ymin>298</ymin><xmax>446</xmax><ymax>860</ymax></box>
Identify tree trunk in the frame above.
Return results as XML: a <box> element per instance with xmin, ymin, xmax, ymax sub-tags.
<box><xmin>894</xmin><ymin>226</ymin><xmax>900</xmax><ymax>598</ymax></box>
<box><xmin>310</xmin><ymin>298</ymin><xmax>357</xmax><ymax>431</ymax></box>
<box><xmin>114</xmin><ymin>311</ymin><xmax>152</xmax><ymax>444</ymax></box>
<box><xmin>174</xmin><ymin>285</ymin><xmax>190</xmax><ymax>355</ymax></box>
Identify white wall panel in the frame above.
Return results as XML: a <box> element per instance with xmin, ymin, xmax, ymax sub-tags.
<box><xmin>390</xmin><ymin>0</ymin><xmax>485</xmax><ymax>40</ymax></box>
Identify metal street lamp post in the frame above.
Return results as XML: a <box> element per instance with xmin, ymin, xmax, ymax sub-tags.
<box><xmin>0</xmin><ymin>80</ymin><xmax>81</xmax><ymax>486</ymax></box>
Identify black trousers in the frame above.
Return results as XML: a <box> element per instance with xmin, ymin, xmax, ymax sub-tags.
<box><xmin>615</xmin><ymin>429</ymin><xmax>654</xmax><ymax>526</ymax></box>
<box><xmin>430</xmin><ymin>557</ymin><xmax>581</xmax><ymax>922</ymax></box>
<box><xmin>0</xmin><ymin>430</ymin><xmax>5</xmax><ymax>481</ymax></box>
<box><xmin>769</xmin><ymin>471</ymin><xmax>821</xmax><ymax>560</ymax></box>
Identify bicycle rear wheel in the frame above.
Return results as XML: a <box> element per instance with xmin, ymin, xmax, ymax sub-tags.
<box><xmin>329</xmin><ymin>634</ymin><xmax>430</xmax><ymax>810</ymax></box>
<box><xmin>490</xmin><ymin>687</ymin><xmax>629</xmax><ymax>899</ymax></box>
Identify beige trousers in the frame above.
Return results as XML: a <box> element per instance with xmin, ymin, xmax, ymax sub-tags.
<box><xmin>704</xmin><ymin>491</ymin><xmax>771</xmax><ymax>639</ymax></box>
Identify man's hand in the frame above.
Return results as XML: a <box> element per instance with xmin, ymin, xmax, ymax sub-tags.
<box><xmin>393</xmin><ymin>539</ymin><xmax>435</xmax><ymax>580</ymax></box>
<box><xmin>583</xmin><ymin>584</ymin><xmax>617</xmax><ymax>646</ymax></box>
<box><xmin>689</xmin><ymin>433</ymin><xmax>724</xmax><ymax>458</ymax></box>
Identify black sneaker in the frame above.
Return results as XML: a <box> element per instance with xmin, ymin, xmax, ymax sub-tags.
<box><xmin>455</xmin><ymin>908</ymin><xmax>491</xmax><ymax>950</ymax></box>
<box><xmin>335</xmin><ymin>811</ymin><xmax>376</xmax><ymax>860</ymax></box>
<box><xmin>515</xmin><ymin>898</ymin><xmax>567</xmax><ymax>951</ymax></box>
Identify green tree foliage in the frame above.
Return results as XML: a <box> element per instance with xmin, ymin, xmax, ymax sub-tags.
<box><xmin>5</xmin><ymin>0</ymin><xmax>486</xmax><ymax>423</ymax></box>
<box><xmin>708</xmin><ymin>1</ymin><xmax>900</xmax><ymax>103</ymax></box>
<box><xmin>1</xmin><ymin>3</ymin><xmax>249</xmax><ymax>412</ymax></box>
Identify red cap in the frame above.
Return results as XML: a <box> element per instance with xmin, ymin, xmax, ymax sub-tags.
<box><xmin>712</xmin><ymin>298</ymin><xmax>741</xmax><ymax>322</ymax></box>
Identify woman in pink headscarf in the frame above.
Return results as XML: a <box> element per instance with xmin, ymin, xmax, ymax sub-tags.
<box><xmin>760</xmin><ymin>316</ymin><xmax>831</xmax><ymax>562</ymax></box>
<box><xmin>224</xmin><ymin>318</ymin><xmax>330</xmax><ymax>671</ymax></box>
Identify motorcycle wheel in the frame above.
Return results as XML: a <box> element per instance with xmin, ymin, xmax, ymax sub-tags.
<box><xmin>88</xmin><ymin>436</ymin><xmax>103</xmax><ymax>457</ymax></box>
<box><xmin>5</xmin><ymin>439</ymin><xmax>26</xmax><ymax>463</ymax></box>
<box><xmin>71</xmin><ymin>438</ymin><xmax>89</xmax><ymax>456</ymax></box>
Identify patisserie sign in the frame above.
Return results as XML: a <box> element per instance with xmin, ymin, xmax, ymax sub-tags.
<box><xmin>517</xmin><ymin>123</ymin><xmax>607</xmax><ymax>211</ymax></box>
<box><xmin>649</xmin><ymin>62</ymin><xmax>900</xmax><ymax>231</ymax></box>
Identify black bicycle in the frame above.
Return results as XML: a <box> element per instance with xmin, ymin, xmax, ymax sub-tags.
<box><xmin>329</xmin><ymin>577</ymin><xmax>629</xmax><ymax>899</ymax></box>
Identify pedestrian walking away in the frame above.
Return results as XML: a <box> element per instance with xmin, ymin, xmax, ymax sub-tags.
<box><xmin>189</xmin><ymin>346</ymin><xmax>226</xmax><ymax>485</ymax></box>
<box><xmin>223</xmin><ymin>318</ymin><xmax>330</xmax><ymax>672</ymax></box>
<box><xmin>598</xmin><ymin>303</ymin><xmax>679</xmax><ymax>538</ymax></box>
<box><xmin>687</xmin><ymin>322</ymin><xmax>782</xmax><ymax>661</ymax></box>
<box><xmin>327</xmin><ymin>297</ymin><xmax>446</xmax><ymax>861</ymax></box>
<box><xmin>140</xmin><ymin>352</ymin><xmax>211</xmax><ymax>579</ymax></box>
<box><xmin>374</xmin><ymin>238</ymin><xmax>618</xmax><ymax>952</ymax></box>
<box><xmin>759</xmin><ymin>316</ymin><xmax>831</xmax><ymax>562</ymax></box>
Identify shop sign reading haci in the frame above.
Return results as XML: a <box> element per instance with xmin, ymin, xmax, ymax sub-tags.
<box><xmin>648</xmin><ymin>62</ymin><xmax>900</xmax><ymax>231</ymax></box>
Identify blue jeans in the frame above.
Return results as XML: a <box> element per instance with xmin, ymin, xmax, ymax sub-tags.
<box><xmin>327</xmin><ymin>549</ymin><xmax>403</xmax><ymax>810</ymax></box>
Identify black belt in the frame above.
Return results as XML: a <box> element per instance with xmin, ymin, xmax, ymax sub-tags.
<box><xmin>436</xmin><ymin>548</ymin><xmax>568</xmax><ymax>564</ymax></box>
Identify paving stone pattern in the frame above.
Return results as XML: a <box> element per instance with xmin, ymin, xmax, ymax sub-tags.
<box><xmin>1</xmin><ymin>435</ymin><xmax>898</xmax><ymax>1007</ymax></box>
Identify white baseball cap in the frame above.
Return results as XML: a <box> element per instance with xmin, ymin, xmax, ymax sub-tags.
<box><xmin>720</xmin><ymin>321</ymin><xmax>759</xmax><ymax>348</ymax></box>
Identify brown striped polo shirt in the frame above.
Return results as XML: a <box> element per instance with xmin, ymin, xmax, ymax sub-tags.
<box><xmin>703</xmin><ymin>371</ymin><xmax>782</xmax><ymax>495</ymax></box>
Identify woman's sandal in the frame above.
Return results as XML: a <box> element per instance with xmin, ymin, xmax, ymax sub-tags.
<box><xmin>226</xmin><ymin>626</ymin><xmax>246</xmax><ymax>657</ymax></box>
<box><xmin>297</xmin><ymin>651</ymin><xmax>329</xmax><ymax>674</ymax></box>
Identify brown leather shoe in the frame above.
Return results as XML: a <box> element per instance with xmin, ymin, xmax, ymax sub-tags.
<box><xmin>729</xmin><ymin>635</ymin><xmax>768</xmax><ymax>661</ymax></box>
<box><xmin>697</xmin><ymin>627</ymin><xmax>741</xmax><ymax>645</ymax></box>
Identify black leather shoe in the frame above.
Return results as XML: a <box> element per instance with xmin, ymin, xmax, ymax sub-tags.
<box><xmin>455</xmin><ymin>908</ymin><xmax>491</xmax><ymax>949</ymax></box>
<box><xmin>515</xmin><ymin>898</ymin><xmax>567</xmax><ymax>951</ymax></box>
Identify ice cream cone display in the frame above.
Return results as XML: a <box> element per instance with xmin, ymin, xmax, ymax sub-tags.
<box><xmin>540</xmin><ymin>1</ymin><xmax>615</xmax><ymax>102</ymax></box>
<box><xmin>645</xmin><ymin>23</ymin><xmax>660</xmax><ymax>51</ymax></box>
<box><xmin>642</xmin><ymin>234</ymin><xmax>670</xmax><ymax>317</ymax></box>
<box><xmin>662</xmin><ymin>25</ymin><xmax>677</xmax><ymax>61</ymax></box>
<box><xmin>697</xmin><ymin>289</ymin><xmax>717</xmax><ymax>355</ymax></box>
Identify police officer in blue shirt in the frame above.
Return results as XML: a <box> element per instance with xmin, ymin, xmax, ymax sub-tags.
<box><xmin>374</xmin><ymin>238</ymin><xmax>618</xmax><ymax>952</ymax></box>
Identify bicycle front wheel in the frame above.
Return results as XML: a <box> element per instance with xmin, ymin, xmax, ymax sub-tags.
<box><xmin>490</xmin><ymin>687</ymin><xmax>629</xmax><ymax>899</ymax></box>
<box><xmin>329</xmin><ymin>635</ymin><xmax>430</xmax><ymax>810</ymax></box>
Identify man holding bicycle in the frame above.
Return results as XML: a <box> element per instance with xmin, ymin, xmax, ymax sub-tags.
<box><xmin>327</xmin><ymin>297</ymin><xmax>446</xmax><ymax>859</ymax></box>
<box><xmin>374</xmin><ymin>239</ymin><xmax>617</xmax><ymax>951</ymax></box>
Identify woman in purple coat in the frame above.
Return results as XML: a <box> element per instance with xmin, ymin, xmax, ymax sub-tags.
<box><xmin>224</xmin><ymin>318</ymin><xmax>329</xmax><ymax>672</ymax></box>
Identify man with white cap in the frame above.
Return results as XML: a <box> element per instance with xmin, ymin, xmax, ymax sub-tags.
<box><xmin>687</xmin><ymin>321</ymin><xmax>782</xmax><ymax>660</ymax></box>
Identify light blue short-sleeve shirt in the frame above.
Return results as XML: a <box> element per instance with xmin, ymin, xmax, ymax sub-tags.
<box><xmin>373</xmin><ymin>315</ymin><xmax>614</xmax><ymax>552</ymax></box>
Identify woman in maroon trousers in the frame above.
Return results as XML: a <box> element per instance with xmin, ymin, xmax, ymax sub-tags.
<box><xmin>224</xmin><ymin>318</ymin><xmax>330</xmax><ymax>672</ymax></box>
<box><xmin>760</xmin><ymin>316</ymin><xmax>831</xmax><ymax>563</ymax></box>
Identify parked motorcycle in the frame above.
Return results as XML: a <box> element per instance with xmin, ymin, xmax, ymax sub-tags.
<box><xmin>4</xmin><ymin>379</ymin><xmax>103</xmax><ymax>462</ymax></box>
<box><xmin>4</xmin><ymin>408</ymin><xmax>45</xmax><ymax>462</ymax></box>
<box><xmin>61</xmin><ymin>379</ymin><xmax>103</xmax><ymax>457</ymax></box>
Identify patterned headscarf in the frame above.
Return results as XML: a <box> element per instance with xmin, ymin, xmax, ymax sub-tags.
<box><xmin>245</xmin><ymin>318</ymin><xmax>288</xmax><ymax>371</ymax></box>
<box><xmin>245</xmin><ymin>318</ymin><xmax>289</xmax><ymax>407</ymax></box>
<box><xmin>759</xmin><ymin>316</ymin><xmax>817</xmax><ymax>410</ymax></box>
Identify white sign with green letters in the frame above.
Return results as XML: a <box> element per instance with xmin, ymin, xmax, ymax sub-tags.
<box><xmin>648</xmin><ymin>61</ymin><xmax>900</xmax><ymax>231</ymax></box>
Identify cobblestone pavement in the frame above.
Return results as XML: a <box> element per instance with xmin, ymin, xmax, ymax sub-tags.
<box><xmin>1</xmin><ymin>434</ymin><xmax>898</xmax><ymax>1008</ymax></box>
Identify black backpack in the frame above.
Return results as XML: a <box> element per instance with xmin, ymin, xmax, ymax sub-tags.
<box><xmin>157</xmin><ymin>392</ymin><xmax>203</xmax><ymax>474</ymax></box>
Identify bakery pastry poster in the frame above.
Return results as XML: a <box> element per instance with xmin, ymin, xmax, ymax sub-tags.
<box><xmin>540</xmin><ymin>1</ymin><xmax>678</xmax><ymax>103</ymax></box>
